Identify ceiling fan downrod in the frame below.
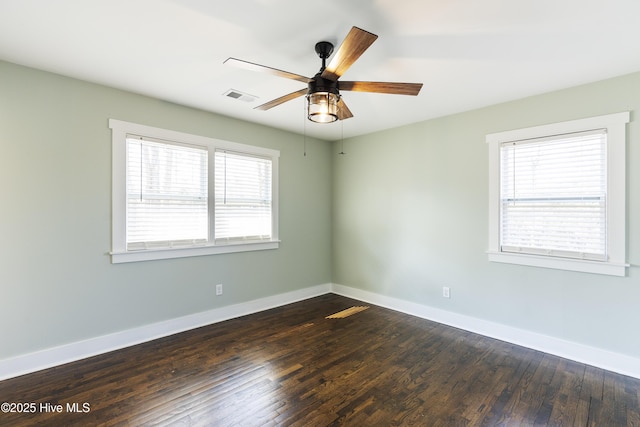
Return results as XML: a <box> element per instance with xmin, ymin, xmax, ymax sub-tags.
<box><xmin>314</xmin><ymin>41</ymin><xmax>334</xmax><ymax>72</ymax></box>
<box><xmin>309</xmin><ymin>41</ymin><xmax>339</xmax><ymax>100</ymax></box>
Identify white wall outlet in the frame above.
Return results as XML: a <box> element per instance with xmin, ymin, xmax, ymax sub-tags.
<box><xmin>442</xmin><ymin>286</ymin><xmax>450</xmax><ymax>298</ymax></box>
<box><xmin>216</xmin><ymin>284</ymin><xmax>223</xmax><ymax>296</ymax></box>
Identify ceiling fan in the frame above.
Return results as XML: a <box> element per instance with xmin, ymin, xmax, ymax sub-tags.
<box><xmin>224</xmin><ymin>26</ymin><xmax>423</xmax><ymax>124</ymax></box>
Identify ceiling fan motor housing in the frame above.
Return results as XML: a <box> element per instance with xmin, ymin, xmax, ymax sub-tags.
<box><xmin>308</xmin><ymin>74</ymin><xmax>339</xmax><ymax>96</ymax></box>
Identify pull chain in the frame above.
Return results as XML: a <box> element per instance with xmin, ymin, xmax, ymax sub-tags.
<box><xmin>303</xmin><ymin>99</ymin><xmax>307</xmax><ymax>157</ymax></box>
<box><xmin>139</xmin><ymin>137</ymin><xmax>143</xmax><ymax>201</ymax></box>
<box><xmin>339</xmin><ymin>119</ymin><xmax>346</xmax><ymax>155</ymax></box>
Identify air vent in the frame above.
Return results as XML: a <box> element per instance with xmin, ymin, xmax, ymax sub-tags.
<box><xmin>223</xmin><ymin>89</ymin><xmax>257</xmax><ymax>103</ymax></box>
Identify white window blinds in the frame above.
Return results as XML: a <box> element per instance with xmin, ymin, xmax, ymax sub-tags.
<box><xmin>126</xmin><ymin>137</ymin><xmax>208</xmax><ymax>250</ymax></box>
<box><xmin>499</xmin><ymin>129</ymin><xmax>607</xmax><ymax>261</ymax></box>
<box><xmin>215</xmin><ymin>150</ymin><xmax>273</xmax><ymax>243</ymax></box>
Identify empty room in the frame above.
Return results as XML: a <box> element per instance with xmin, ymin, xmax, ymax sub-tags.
<box><xmin>1</xmin><ymin>1</ymin><xmax>640</xmax><ymax>425</ymax></box>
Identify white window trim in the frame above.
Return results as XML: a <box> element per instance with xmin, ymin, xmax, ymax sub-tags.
<box><xmin>486</xmin><ymin>112</ymin><xmax>629</xmax><ymax>276</ymax></box>
<box><xmin>109</xmin><ymin>119</ymin><xmax>280</xmax><ymax>263</ymax></box>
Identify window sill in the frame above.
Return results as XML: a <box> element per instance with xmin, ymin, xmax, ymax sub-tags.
<box><xmin>487</xmin><ymin>251</ymin><xmax>628</xmax><ymax>277</ymax></box>
<box><xmin>111</xmin><ymin>240</ymin><xmax>280</xmax><ymax>264</ymax></box>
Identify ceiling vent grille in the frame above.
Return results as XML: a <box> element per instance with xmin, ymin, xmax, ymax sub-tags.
<box><xmin>223</xmin><ymin>89</ymin><xmax>257</xmax><ymax>103</ymax></box>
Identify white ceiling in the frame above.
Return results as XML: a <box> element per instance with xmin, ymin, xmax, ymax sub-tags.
<box><xmin>2</xmin><ymin>0</ymin><xmax>640</xmax><ymax>140</ymax></box>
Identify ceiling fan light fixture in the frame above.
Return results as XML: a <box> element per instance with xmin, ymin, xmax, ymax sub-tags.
<box><xmin>307</xmin><ymin>92</ymin><xmax>339</xmax><ymax>123</ymax></box>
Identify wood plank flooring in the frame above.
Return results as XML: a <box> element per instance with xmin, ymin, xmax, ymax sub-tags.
<box><xmin>1</xmin><ymin>294</ymin><xmax>639</xmax><ymax>426</ymax></box>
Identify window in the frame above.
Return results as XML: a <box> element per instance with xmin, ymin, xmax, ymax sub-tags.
<box><xmin>500</xmin><ymin>130</ymin><xmax>607</xmax><ymax>260</ymax></box>
<box><xmin>486</xmin><ymin>112</ymin><xmax>629</xmax><ymax>276</ymax></box>
<box><xmin>126</xmin><ymin>138</ymin><xmax>209</xmax><ymax>250</ymax></box>
<box><xmin>214</xmin><ymin>151</ymin><xmax>273</xmax><ymax>243</ymax></box>
<box><xmin>110</xmin><ymin>120</ymin><xmax>279</xmax><ymax>263</ymax></box>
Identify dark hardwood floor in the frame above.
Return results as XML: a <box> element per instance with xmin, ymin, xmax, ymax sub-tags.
<box><xmin>1</xmin><ymin>294</ymin><xmax>639</xmax><ymax>426</ymax></box>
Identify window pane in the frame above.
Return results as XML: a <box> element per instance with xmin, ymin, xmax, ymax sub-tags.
<box><xmin>215</xmin><ymin>151</ymin><xmax>272</xmax><ymax>242</ymax></box>
<box><xmin>499</xmin><ymin>130</ymin><xmax>607</xmax><ymax>260</ymax></box>
<box><xmin>126</xmin><ymin>138</ymin><xmax>208</xmax><ymax>249</ymax></box>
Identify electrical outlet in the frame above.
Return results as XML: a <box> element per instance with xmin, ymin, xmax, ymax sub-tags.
<box><xmin>442</xmin><ymin>287</ymin><xmax>450</xmax><ymax>298</ymax></box>
<box><xmin>216</xmin><ymin>284</ymin><xmax>223</xmax><ymax>296</ymax></box>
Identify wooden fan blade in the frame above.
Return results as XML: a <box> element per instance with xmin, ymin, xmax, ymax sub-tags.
<box><xmin>321</xmin><ymin>27</ymin><xmax>378</xmax><ymax>81</ymax></box>
<box><xmin>337</xmin><ymin>98</ymin><xmax>354</xmax><ymax>120</ymax></box>
<box><xmin>255</xmin><ymin>88</ymin><xmax>308</xmax><ymax>111</ymax></box>
<box><xmin>224</xmin><ymin>58</ymin><xmax>313</xmax><ymax>84</ymax></box>
<box><xmin>339</xmin><ymin>81</ymin><xmax>423</xmax><ymax>96</ymax></box>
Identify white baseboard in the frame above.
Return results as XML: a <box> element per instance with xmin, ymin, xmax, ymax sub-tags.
<box><xmin>331</xmin><ymin>283</ymin><xmax>640</xmax><ymax>380</ymax></box>
<box><xmin>0</xmin><ymin>284</ymin><xmax>331</xmax><ymax>381</ymax></box>
<box><xmin>4</xmin><ymin>282</ymin><xmax>639</xmax><ymax>382</ymax></box>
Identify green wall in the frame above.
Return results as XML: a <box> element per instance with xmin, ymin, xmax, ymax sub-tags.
<box><xmin>3</xmin><ymin>57</ymin><xmax>640</xmax><ymax>365</ymax></box>
<box><xmin>0</xmin><ymin>60</ymin><xmax>332</xmax><ymax>360</ymax></box>
<box><xmin>332</xmin><ymin>71</ymin><xmax>640</xmax><ymax>358</ymax></box>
